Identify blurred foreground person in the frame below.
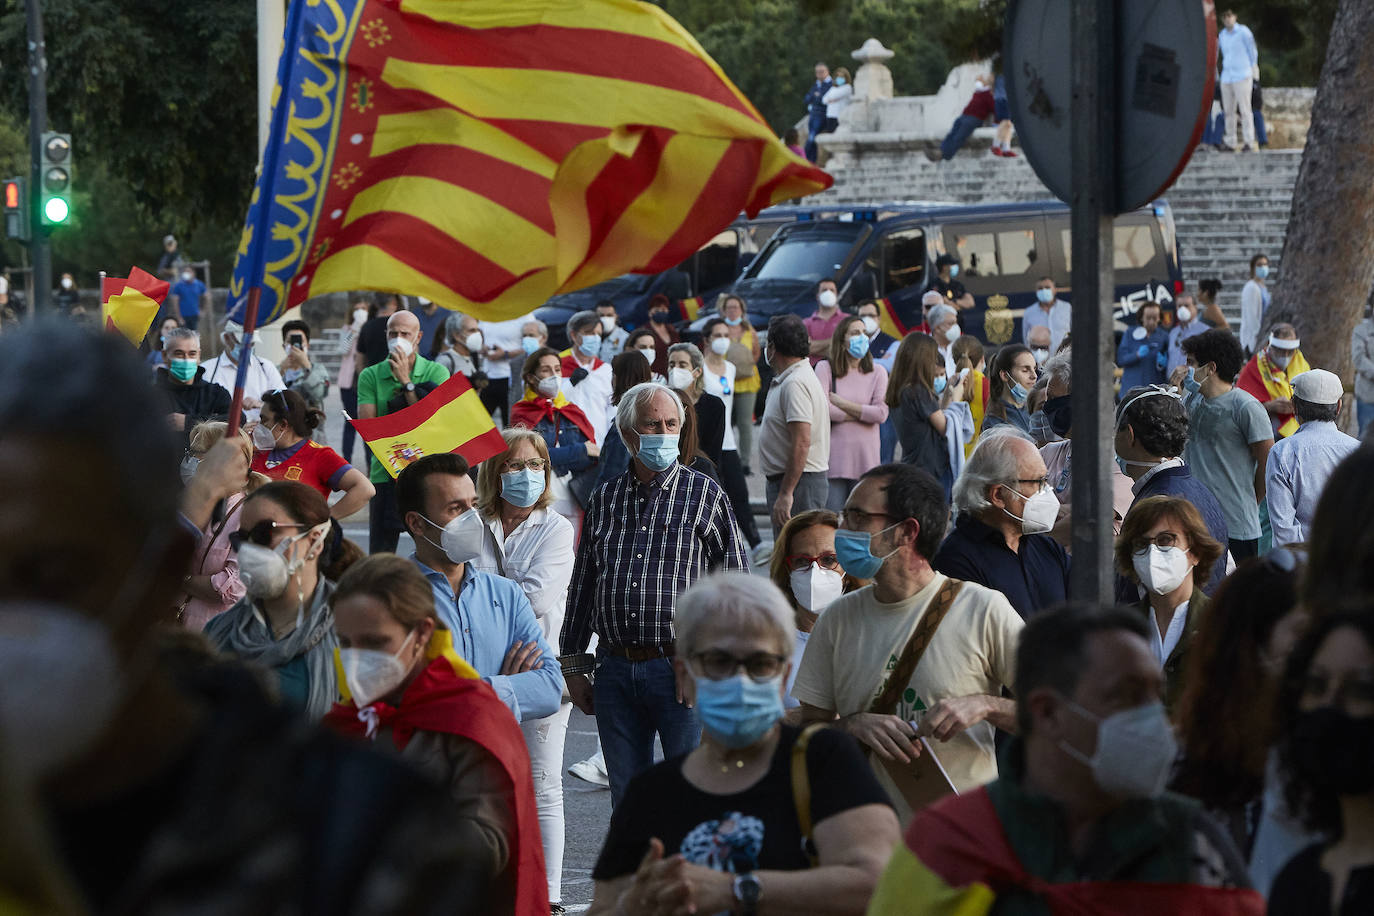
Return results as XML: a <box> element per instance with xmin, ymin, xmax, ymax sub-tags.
<box><xmin>868</xmin><ymin>604</ymin><xmax>1261</xmax><ymax>915</ymax></box>
<box><xmin>588</xmin><ymin>573</ymin><xmax>898</xmax><ymax>916</ymax></box>
<box><xmin>0</xmin><ymin>322</ymin><xmax>499</xmax><ymax>914</ymax></box>
<box><xmin>1270</xmin><ymin>612</ymin><xmax>1374</xmax><ymax>915</ymax></box>
<box><xmin>324</xmin><ymin>555</ymin><xmax>548</xmax><ymax>916</ymax></box>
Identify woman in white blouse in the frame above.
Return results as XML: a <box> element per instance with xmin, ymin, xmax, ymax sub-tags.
<box><xmin>473</xmin><ymin>427</ymin><xmax>576</xmax><ymax>912</ymax></box>
<box><xmin>821</xmin><ymin>66</ymin><xmax>854</xmax><ymax>132</ymax></box>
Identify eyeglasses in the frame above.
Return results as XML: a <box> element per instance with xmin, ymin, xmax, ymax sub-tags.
<box><xmin>229</xmin><ymin>520</ymin><xmax>310</xmax><ymax>551</ymax></box>
<box><xmin>501</xmin><ymin>458</ymin><xmax>547</xmax><ymax>473</ymax></box>
<box><xmin>690</xmin><ymin>650</ymin><xmax>787</xmax><ymax>683</ymax></box>
<box><xmin>838</xmin><ymin>507</ymin><xmax>892</xmax><ymax>528</ymax></box>
<box><xmin>785</xmin><ymin>553</ymin><xmax>841</xmax><ymax>572</ymax></box>
<box><xmin>1129</xmin><ymin>531</ymin><xmax>1182</xmax><ymax>554</ymax></box>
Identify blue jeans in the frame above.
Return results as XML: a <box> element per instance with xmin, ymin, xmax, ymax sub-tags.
<box><xmin>1358</xmin><ymin>400</ymin><xmax>1374</xmax><ymax>438</ymax></box>
<box><xmin>805</xmin><ymin>111</ymin><xmax>826</xmax><ymax>162</ymax></box>
<box><xmin>879</xmin><ymin>417</ymin><xmax>897</xmax><ymax>464</ymax></box>
<box><xmin>940</xmin><ymin>114</ymin><xmax>982</xmax><ymax>160</ymax></box>
<box><xmin>593</xmin><ymin>653</ymin><xmax>700</xmax><ymax>807</ymax></box>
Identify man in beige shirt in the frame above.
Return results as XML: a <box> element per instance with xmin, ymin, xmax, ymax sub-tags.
<box><xmin>759</xmin><ymin>313</ymin><xmax>831</xmax><ymax>535</ymax></box>
<box><xmin>793</xmin><ymin>462</ymin><xmax>1023</xmax><ymax>824</ymax></box>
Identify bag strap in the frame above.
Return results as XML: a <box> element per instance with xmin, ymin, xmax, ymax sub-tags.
<box><xmin>791</xmin><ymin>723</ymin><xmax>827</xmax><ymax>868</ymax></box>
<box><xmin>868</xmin><ymin>578</ymin><xmax>964</xmax><ymax>716</ymax></box>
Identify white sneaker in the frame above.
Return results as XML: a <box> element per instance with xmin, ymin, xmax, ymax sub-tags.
<box><xmin>568</xmin><ymin>752</ymin><xmax>610</xmax><ymax>787</ymax></box>
<box><xmin>750</xmin><ymin>543</ymin><xmax>774</xmax><ymax>567</ymax></box>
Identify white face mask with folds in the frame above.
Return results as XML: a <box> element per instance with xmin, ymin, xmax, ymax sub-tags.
<box><xmin>339</xmin><ymin>630</ymin><xmax>418</xmax><ymax>709</ymax></box>
<box><xmin>1132</xmin><ymin>545</ymin><xmax>1191</xmax><ymax>595</ymax></box>
<box><xmin>789</xmin><ymin>565</ymin><xmax>845</xmax><ymax>613</ymax></box>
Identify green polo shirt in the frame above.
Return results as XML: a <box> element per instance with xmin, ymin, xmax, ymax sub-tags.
<box><xmin>356</xmin><ymin>355</ymin><xmax>450</xmax><ymax>483</ymax></box>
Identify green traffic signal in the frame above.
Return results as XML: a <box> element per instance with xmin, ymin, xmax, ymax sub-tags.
<box><xmin>43</xmin><ymin>196</ymin><xmax>69</xmax><ymax>223</ymax></box>
<box><xmin>39</xmin><ymin>132</ymin><xmax>72</xmax><ymax>227</ymax></box>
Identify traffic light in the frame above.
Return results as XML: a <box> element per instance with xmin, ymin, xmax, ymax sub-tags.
<box><xmin>39</xmin><ymin>131</ymin><xmax>72</xmax><ymax>226</ymax></box>
<box><xmin>3</xmin><ymin>176</ymin><xmax>29</xmax><ymax>241</ymax></box>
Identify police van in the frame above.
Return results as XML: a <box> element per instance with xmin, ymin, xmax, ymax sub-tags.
<box><xmin>722</xmin><ymin>200</ymin><xmax>1184</xmax><ymax>345</ymax></box>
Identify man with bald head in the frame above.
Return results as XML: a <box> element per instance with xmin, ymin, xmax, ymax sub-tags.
<box><xmin>357</xmin><ymin>309</ymin><xmax>450</xmax><ymax>552</ymax></box>
<box><xmin>1236</xmin><ymin>322</ymin><xmax>1310</xmax><ymax>439</ymax></box>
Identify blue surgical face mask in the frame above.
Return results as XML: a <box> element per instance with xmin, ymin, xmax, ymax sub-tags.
<box><xmin>521</xmin><ymin>336</ymin><xmax>541</xmax><ymax>355</ymax></box>
<box><xmin>835</xmin><ymin>77</ymin><xmax>847</xmax><ymax>86</ymax></box>
<box><xmin>578</xmin><ymin>334</ymin><xmax>601</xmax><ymax>357</ymax></box>
<box><xmin>500</xmin><ymin>469</ymin><xmax>545</xmax><ymax>508</ymax></box>
<box><xmin>933</xmin><ymin>375</ymin><xmax>947</xmax><ymax>395</ymax></box>
<box><xmin>833</xmin><ymin>523</ymin><xmax>901</xmax><ymax>580</ymax></box>
<box><xmin>1008</xmin><ymin>380</ymin><xmax>1029</xmax><ymax>406</ymax></box>
<box><xmin>1255</xmin><ymin>265</ymin><xmax>1270</xmax><ymax>279</ymax></box>
<box><xmin>1036</xmin><ymin>288</ymin><xmax>1055</xmax><ymax>304</ymax></box>
<box><xmin>949</xmin><ymin>264</ymin><xmax>960</xmax><ymax>278</ymax></box>
<box><xmin>847</xmin><ymin>334</ymin><xmax>870</xmax><ymax>359</ymax></box>
<box><xmin>635</xmin><ymin>433</ymin><xmax>680</xmax><ymax>472</ymax></box>
<box><xmin>724</xmin><ymin>316</ymin><xmax>742</xmax><ymax>327</ymax></box>
<box><xmin>694</xmin><ymin>673</ymin><xmax>785</xmax><ymax>749</ymax></box>
<box><xmin>169</xmin><ymin>357</ymin><xmax>198</xmax><ymax>383</ymax></box>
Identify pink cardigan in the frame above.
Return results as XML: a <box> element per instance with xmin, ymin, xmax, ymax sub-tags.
<box><xmin>181</xmin><ymin>492</ymin><xmax>248</xmax><ymax>632</ymax></box>
<box><xmin>814</xmin><ymin>361</ymin><xmax>889</xmax><ymax>481</ymax></box>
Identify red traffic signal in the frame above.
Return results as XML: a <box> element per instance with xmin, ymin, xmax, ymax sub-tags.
<box><xmin>3</xmin><ymin>179</ymin><xmax>19</xmax><ymax>210</ymax></box>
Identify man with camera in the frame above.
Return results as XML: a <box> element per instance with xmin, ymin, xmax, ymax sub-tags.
<box><xmin>279</xmin><ymin>318</ymin><xmax>331</xmax><ymax>410</ymax></box>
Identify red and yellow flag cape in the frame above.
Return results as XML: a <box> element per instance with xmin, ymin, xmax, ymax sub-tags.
<box><xmin>100</xmin><ymin>267</ymin><xmax>169</xmax><ymax>345</ymax></box>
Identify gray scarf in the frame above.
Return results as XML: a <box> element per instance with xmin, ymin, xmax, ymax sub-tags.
<box><xmin>206</xmin><ymin>578</ymin><xmax>338</xmax><ymax>720</ymax></box>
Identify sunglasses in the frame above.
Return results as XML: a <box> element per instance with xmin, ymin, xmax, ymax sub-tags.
<box><xmin>229</xmin><ymin>520</ymin><xmax>310</xmax><ymax>551</ymax></box>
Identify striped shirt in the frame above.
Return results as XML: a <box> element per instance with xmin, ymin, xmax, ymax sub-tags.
<box><xmin>561</xmin><ymin>461</ymin><xmax>748</xmax><ymax>652</ymax></box>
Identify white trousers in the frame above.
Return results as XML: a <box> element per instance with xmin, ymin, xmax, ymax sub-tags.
<box><xmin>1221</xmin><ymin>78</ymin><xmax>1256</xmax><ymax>150</ymax></box>
<box><xmin>522</xmin><ymin>700</ymin><xmax>572</xmax><ymax>903</ymax></box>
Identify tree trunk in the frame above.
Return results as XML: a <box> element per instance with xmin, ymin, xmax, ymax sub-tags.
<box><xmin>1266</xmin><ymin>0</ymin><xmax>1374</xmax><ymax>424</ymax></box>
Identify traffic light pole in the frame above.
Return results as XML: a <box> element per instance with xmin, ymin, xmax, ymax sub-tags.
<box><xmin>26</xmin><ymin>0</ymin><xmax>51</xmax><ymax>317</ymax></box>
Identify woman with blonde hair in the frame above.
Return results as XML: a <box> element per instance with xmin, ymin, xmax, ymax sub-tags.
<box><xmin>717</xmin><ymin>294</ymin><xmax>762</xmax><ymax>472</ymax></box>
<box><xmin>176</xmin><ymin>421</ymin><xmax>270</xmax><ymax>630</ymax></box>
<box><xmin>472</xmin><ymin>427</ymin><xmax>576</xmax><ymax>912</ymax></box>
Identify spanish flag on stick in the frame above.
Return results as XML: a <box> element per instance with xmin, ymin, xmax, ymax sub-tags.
<box><xmin>877</xmin><ymin>297</ymin><xmax>914</xmax><ymax>341</ymax></box>
<box><xmin>678</xmin><ymin>297</ymin><xmax>703</xmax><ymax>322</ymax></box>
<box><xmin>346</xmin><ymin>372</ymin><xmax>505</xmax><ymax>479</ymax></box>
<box><xmin>227</xmin><ymin>0</ymin><xmax>832</xmax><ymax>328</ymax></box>
<box><xmin>100</xmin><ymin>267</ymin><xmax>169</xmax><ymax>345</ymax></box>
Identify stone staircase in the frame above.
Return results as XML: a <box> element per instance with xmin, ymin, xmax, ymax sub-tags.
<box><xmin>815</xmin><ymin>147</ymin><xmax>1302</xmax><ymax>325</ymax></box>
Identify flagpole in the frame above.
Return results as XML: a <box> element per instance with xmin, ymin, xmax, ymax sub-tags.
<box><xmin>225</xmin><ymin>0</ymin><xmax>308</xmax><ymax>438</ymax></box>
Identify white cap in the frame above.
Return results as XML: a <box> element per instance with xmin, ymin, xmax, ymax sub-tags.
<box><xmin>163</xmin><ymin>234</ymin><xmax>177</xmax><ymax>245</ymax></box>
<box><xmin>1292</xmin><ymin>369</ymin><xmax>1342</xmax><ymax>406</ymax></box>
<box><xmin>1269</xmin><ymin>334</ymin><xmax>1300</xmax><ymax>350</ymax></box>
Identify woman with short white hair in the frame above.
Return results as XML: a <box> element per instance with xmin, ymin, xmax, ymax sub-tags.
<box><xmin>588</xmin><ymin>572</ymin><xmax>900</xmax><ymax>915</ymax></box>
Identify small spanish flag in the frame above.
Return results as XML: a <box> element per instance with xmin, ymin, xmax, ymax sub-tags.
<box><xmin>347</xmin><ymin>372</ymin><xmax>505</xmax><ymax>479</ymax></box>
<box><xmin>877</xmin><ymin>297</ymin><xmax>912</xmax><ymax>341</ymax></box>
<box><xmin>678</xmin><ymin>297</ymin><xmax>703</xmax><ymax>322</ymax></box>
<box><xmin>100</xmin><ymin>267</ymin><xmax>169</xmax><ymax>345</ymax></box>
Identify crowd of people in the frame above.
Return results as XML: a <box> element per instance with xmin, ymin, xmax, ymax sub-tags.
<box><xmin>4</xmin><ymin>249</ymin><xmax>1374</xmax><ymax>916</ymax></box>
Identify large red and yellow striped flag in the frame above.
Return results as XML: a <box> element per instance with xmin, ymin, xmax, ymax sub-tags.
<box><xmin>228</xmin><ymin>0</ymin><xmax>831</xmax><ymax>327</ymax></box>
<box><xmin>347</xmin><ymin>372</ymin><xmax>506</xmax><ymax>478</ymax></box>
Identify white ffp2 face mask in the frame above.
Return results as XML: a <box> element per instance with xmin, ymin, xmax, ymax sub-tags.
<box><xmin>668</xmin><ymin>367</ymin><xmax>695</xmax><ymax>391</ymax></box>
<box><xmin>1002</xmin><ymin>485</ymin><xmax>1059</xmax><ymax>535</ymax></box>
<box><xmin>789</xmin><ymin>565</ymin><xmax>845</xmax><ymax>613</ymax></box>
<box><xmin>1058</xmin><ymin>698</ymin><xmax>1177</xmax><ymax>799</ymax></box>
<box><xmin>818</xmin><ymin>290</ymin><xmax>838</xmax><ymax>308</ymax></box>
<box><xmin>339</xmin><ymin>630</ymin><xmax>418</xmax><ymax>709</ymax></box>
<box><xmin>420</xmin><ymin>509</ymin><xmax>486</xmax><ymax>565</ymax></box>
<box><xmin>1133</xmin><ymin>545</ymin><xmax>1191</xmax><ymax>595</ymax></box>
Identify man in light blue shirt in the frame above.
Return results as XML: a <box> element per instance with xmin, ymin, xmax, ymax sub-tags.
<box><xmin>1023</xmin><ymin>276</ymin><xmax>1071</xmax><ymax>353</ymax></box>
<box><xmin>1218</xmin><ymin>9</ymin><xmax>1259</xmax><ymax>151</ymax></box>
<box><xmin>397</xmin><ymin>453</ymin><xmax>563</xmax><ymax>722</ymax></box>
<box><xmin>1265</xmin><ymin>369</ymin><xmax>1360</xmax><ymax>547</ymax></box>
<box><xmin>1166</xmin><ymin>292</ymin><xmax>1209</xmax><ymax>375</ymax></box>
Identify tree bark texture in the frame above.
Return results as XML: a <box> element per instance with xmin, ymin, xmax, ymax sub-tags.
<box><xmin>1266</xmin><ymin>0</ymin><xmax>1374</xmax><ymax>397</ymax></box>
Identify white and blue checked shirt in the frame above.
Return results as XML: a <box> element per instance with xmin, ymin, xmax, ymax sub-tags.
<box><xmin>561</xmin><ymin>460</ymin><xmax>748</xmax><ymax>653</ymax></box>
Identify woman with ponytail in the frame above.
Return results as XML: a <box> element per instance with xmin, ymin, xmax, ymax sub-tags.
<box><xmin>251</xmin><ymin>388</ymin><xmax>375</xmax><ymax>518</ymax></box>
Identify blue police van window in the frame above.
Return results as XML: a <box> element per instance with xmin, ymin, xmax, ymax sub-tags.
<box><xmin>753</xmin><ymin>236</ymin><xmax>855</xmax><ymax>283</ymax></box>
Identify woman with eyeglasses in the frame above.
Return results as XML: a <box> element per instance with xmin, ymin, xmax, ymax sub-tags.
<box><xmin>1268</xmin><ymin>611</ymin><xmax>1374</xmax><ymax>916</ymax></box>
<box><xmin>250</xmin><ymin>388</ymin><xmax>375</xmax><ymax>519</ymax></box>
<box><xmin>204</xmin><ymin>480</ymin><xmax>364</xmax><ymax>719</ymax></box>
<box><xmin>177</xmin><ymin>421</ymin><xmax>270</xmax><ymax>631</ymax></box>
<box><xmin>1113</xmin><ymin>495</ymin><xmax>1225</xmax><ymax>714</ymax></box>
<box><xmin>471</xmin><ymin>428</ymin><xmax>577</xmax><ymax>912</ymax></box>
<box><xmin>768</xmin><ymin>510</ymin><xmax>861</xmax><ymax>712</ymax></box>
<box><xmin>588</xmin><ymin>573</ymin><xmax>899</xmax><ymax>916</ymax></box>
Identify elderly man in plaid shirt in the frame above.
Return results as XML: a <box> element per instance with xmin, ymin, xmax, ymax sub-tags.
<box><xmin>561</xmin><ymin>381</ymin><xmax>749</xmax><ymax>805</ymax></box>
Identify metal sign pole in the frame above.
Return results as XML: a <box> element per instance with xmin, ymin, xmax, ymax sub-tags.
<box><xmin>25</xmin><ymin>0</ymin><xmax>51</xmax><ymax>318</ymax></box>
<box><xmin>1068</xmin><ymin>0</ymin><xmax>1118</xmax><ymax>603</ymax></box>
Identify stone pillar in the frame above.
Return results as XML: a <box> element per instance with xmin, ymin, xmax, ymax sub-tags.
<box><xmin>852</xmin><ymin>38</ymin><xmax>895</xmax><ymax>101</ymax></box>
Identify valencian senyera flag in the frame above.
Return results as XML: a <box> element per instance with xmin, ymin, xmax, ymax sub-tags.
<box><xmin>347</xmin><ymin>371</ymin><xmax>506</xmax><ymax>478</ymax></box>
<box><xmin>101</xmin><ymin>267</ymin><xmax>169</xmax><ymax>345</ymax></box>
<box><xmin>228</xmin><ymin>0</ymin><xmax>832</xmax><ymax>326</ymax></box>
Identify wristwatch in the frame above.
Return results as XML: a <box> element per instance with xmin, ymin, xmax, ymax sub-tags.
<box><xmin>404</xmin><ymin>381</ymin><xmax>416</xmax><ymax>392</ymax></box>
<box><xmin>732</xmin><ymin>872</ymin><xmax>761</xmax><ymax>915</ymax></box>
